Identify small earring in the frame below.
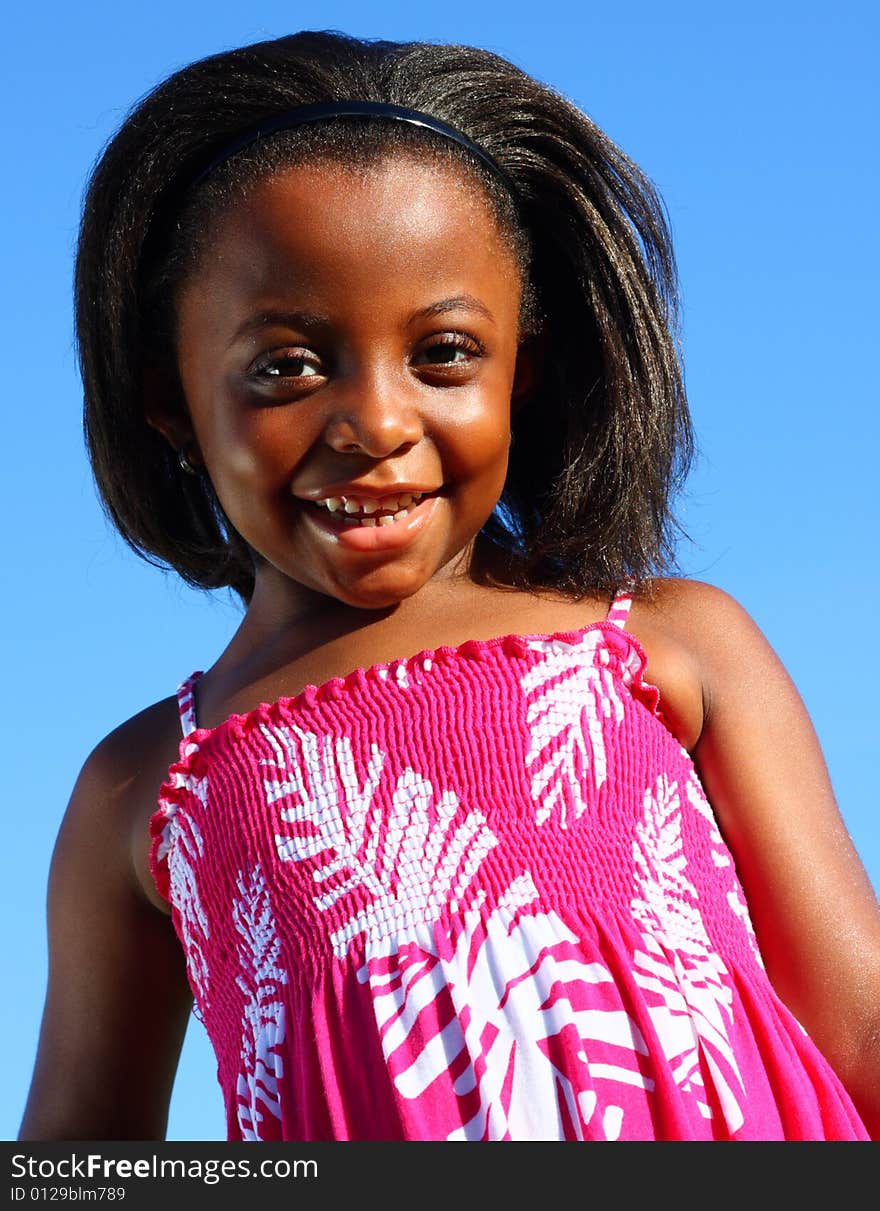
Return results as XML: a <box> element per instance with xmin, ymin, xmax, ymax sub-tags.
<box><xmin>177</xmin><ymin>445</ymin><xmax>200</xmax><ymax>476</ymax></box>
<box><xmin>508</xmin><ymin>430</ymin><xmax>516</xmax><ymax>450</ymax></box>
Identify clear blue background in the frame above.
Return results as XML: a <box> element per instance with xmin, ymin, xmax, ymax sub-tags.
<box><xmin>3</xmin><ymin>1</ymin><xmax>877</xmax><ymax>1142</ymax></box>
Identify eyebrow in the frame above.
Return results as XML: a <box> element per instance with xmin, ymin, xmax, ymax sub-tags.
<box><xmin>233</xmin><ymin>294</ymin><xmax>496</xmax><ymax>342</ymax></box>
<box><xmin>233</xmin><ymin>310</ymin><xmax>332</xmax><ymax>341</ymax></box>
<box><xmin>406</xmin><ymin>295</ymin><xmax>496</xmax><ymax>326</ymax></box>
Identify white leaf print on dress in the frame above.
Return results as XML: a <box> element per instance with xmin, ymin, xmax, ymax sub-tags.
<box><xmin>158</xmin><ymin>770</ymin><xmax>211</xmax><ymax>1007</ymax></box>
<box><xmin>262</xmin><ymin>723</ymin><xmax>497</xmax><ymax>958</ymax></box>
<box><xmin>631</xmin><ymin>773</ymin><xmax>747</xmax><ymax>1132</ymax></box>
<box><xmin>684</xmin><ymin>772</ymin><xmax>764</xmax><ymax>967</ymax></box>
<box><xmin>521</xmin><ymin>631</ymin><xmax>625</xmax><ymax>828</ymax></box>
<box><xmin>232</xmin><ymin>864</ymin><xmax>288</xmax><ymax>1141</ymax></box>
<box><xmin>263</xmin><ymin>722</ymin><xmax>664</xmax><ymax>1139</ymax></box>
<box><xmin>360</xmin><ymin>873</ymin><xmax>653</xmax><ymax>1140</ymax></box>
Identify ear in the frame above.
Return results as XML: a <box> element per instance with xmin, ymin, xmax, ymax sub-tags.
<box><xmin>143</xmin><ymin>364</ymin><xmax>204</xmax><ymax>467</ymax></box>
<box><xmin>510</xmin><ymin>332</ymin><xmax>545</xmax><ymax>415</ymax></box>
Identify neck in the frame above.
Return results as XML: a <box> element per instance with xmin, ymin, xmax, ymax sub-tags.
<box><xmin>221</xmin><ymin>541</ymin><xmax>489</xmax><ymax>674</ymax></box>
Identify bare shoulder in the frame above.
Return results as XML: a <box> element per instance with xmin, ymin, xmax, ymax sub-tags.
<box><xmin>631</xmin><ymin>575</ymin><xmax>794</xmax><ymax>724</ymax></box>
<box><xmin>63</xmin><ymin>694</ymin><xmax>184</xmax><ymax>914</ymax></box>
<box><xmin>631</xmin><ymin>574</ymin><xmax>756</xmax><ymax>638</ymax></box>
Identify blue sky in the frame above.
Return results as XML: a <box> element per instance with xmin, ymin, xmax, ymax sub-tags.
<box><xmin>3</xmin><ymin>1</ymin><xmax>877</xmax><ymax>1142</ymax></box>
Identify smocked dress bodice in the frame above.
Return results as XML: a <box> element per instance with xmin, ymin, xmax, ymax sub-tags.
<box><xmin>149</xmin><ymin>589</ymin><xmax>868</xmax><ymax>1141</ymax></box>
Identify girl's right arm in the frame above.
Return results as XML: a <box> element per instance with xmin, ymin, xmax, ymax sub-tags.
<box><xmin>18</xmin><ymin>704</ymin><xmax>193</xmax><ymax>1141</ymax></box>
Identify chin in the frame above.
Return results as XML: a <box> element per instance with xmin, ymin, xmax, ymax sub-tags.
<box><xmin>326</xmin><ymin>575</ymin><xmax>426</xmax><ymax>612</ymax></box>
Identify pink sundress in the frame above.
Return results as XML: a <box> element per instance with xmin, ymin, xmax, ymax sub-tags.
<box><xmin>149</xmin><ymin>588</ymin><xmax>869</xmax><ymax>1140</ymax></box>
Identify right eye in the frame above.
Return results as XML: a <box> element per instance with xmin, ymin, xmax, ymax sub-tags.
<box><xmin>250</xmin><ymin>349</ymin><xmax>323</xmax><ymax>380</ymax></box>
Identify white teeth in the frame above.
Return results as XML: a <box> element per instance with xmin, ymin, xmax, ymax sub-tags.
<box><xmin>313</xmin><ymin>490</ymin><xmax>426</xmax><ymax>521</ymax></box>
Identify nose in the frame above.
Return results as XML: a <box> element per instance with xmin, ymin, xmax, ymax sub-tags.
<box><xmin>323</xmin><ymin>373</ymin><xmax>424</xmax><ymax>458</ymax></box>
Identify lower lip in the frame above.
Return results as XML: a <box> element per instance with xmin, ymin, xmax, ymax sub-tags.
<box><xmin>305</xmin><ymin>495</ymin><xmax>439</xmax><ymax>552</ymax></box>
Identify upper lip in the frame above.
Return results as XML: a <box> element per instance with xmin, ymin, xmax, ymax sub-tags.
<box><xmin>295</xmin><ymin>484</ymin><xmax>440</xmax><ymax>501</ymax></box>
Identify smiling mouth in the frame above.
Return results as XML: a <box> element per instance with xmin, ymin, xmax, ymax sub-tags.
<box><xmin>311</xmin><ymin>491</ymin><xmax>428</xmax><ymax>528</ymax></box>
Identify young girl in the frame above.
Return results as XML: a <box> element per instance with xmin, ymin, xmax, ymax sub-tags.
<box><xmin>19</xmin><ymin>29</ymin><xmax>880</xmax><ymax>1142</ymax></box>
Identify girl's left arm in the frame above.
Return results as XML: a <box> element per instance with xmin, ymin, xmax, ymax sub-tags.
<box><xmin>669</xmin><ymin>579</ymin><xmax>880</xmax><ymax>1138</ymax></box>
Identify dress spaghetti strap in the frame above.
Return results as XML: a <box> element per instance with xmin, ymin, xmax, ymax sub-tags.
<box><xmin>605</xmin><ymin>584</ymin><xmax>634</xmax><ymax>630</ymax></box>
<box><xmin>176</xmin><ymin>672</ymin><xmax>202</xmax><ymax>738</ymax></box>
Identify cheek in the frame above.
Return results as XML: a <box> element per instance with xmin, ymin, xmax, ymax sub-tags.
<box><xmin>197</xmin><ymin>408</ymin><xmax>304</xmax><ymax>487</ymax></box>
<box><xmin>434</xmin><ymin>388</ymin><xmax>512</xmax><ymax>476</ymax></box>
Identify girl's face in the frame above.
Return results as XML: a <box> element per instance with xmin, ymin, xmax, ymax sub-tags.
<box><xmin>167</xmin><ymin>155</ymin><xmax>532</xmax><ymax>612</ymax></box>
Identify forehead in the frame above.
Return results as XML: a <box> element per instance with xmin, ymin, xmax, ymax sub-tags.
<box><xmin>183</xmin><ymin>156</ymin><xmax>521</xmax><ymax>310</ymax></box>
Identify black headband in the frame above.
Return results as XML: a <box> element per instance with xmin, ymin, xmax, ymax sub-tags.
<box><xmin>185</xmin><ymin>101</ymin><xmax>513</xmax><ymax>193</ymax></box>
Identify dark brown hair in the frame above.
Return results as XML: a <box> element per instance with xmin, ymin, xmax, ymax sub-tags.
<box><xmin>75</xmin><ymin>29</ymin><xmax>694</xmax><ymax>605</ymax></box>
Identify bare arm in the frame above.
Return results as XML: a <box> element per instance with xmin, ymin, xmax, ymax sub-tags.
<box><xmin>18</xmin><ymin>711</ymin><xmax>193</xmax><ymax>1141</ymax></box>
<box><xmin>670</xmin><ymin>580</ymin><xmax>880</xmax><ymax>1137</ymax></box>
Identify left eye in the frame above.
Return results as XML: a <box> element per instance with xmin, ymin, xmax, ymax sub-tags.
<box><xmin>417</xmin><ymin>335</ymin><xmax>483</xmax><ymax>365</ymax></box>
<box><xmin>253</xmin><ymin>350</ymin><xmax>321</xmax><ymax>378</ymax></box>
